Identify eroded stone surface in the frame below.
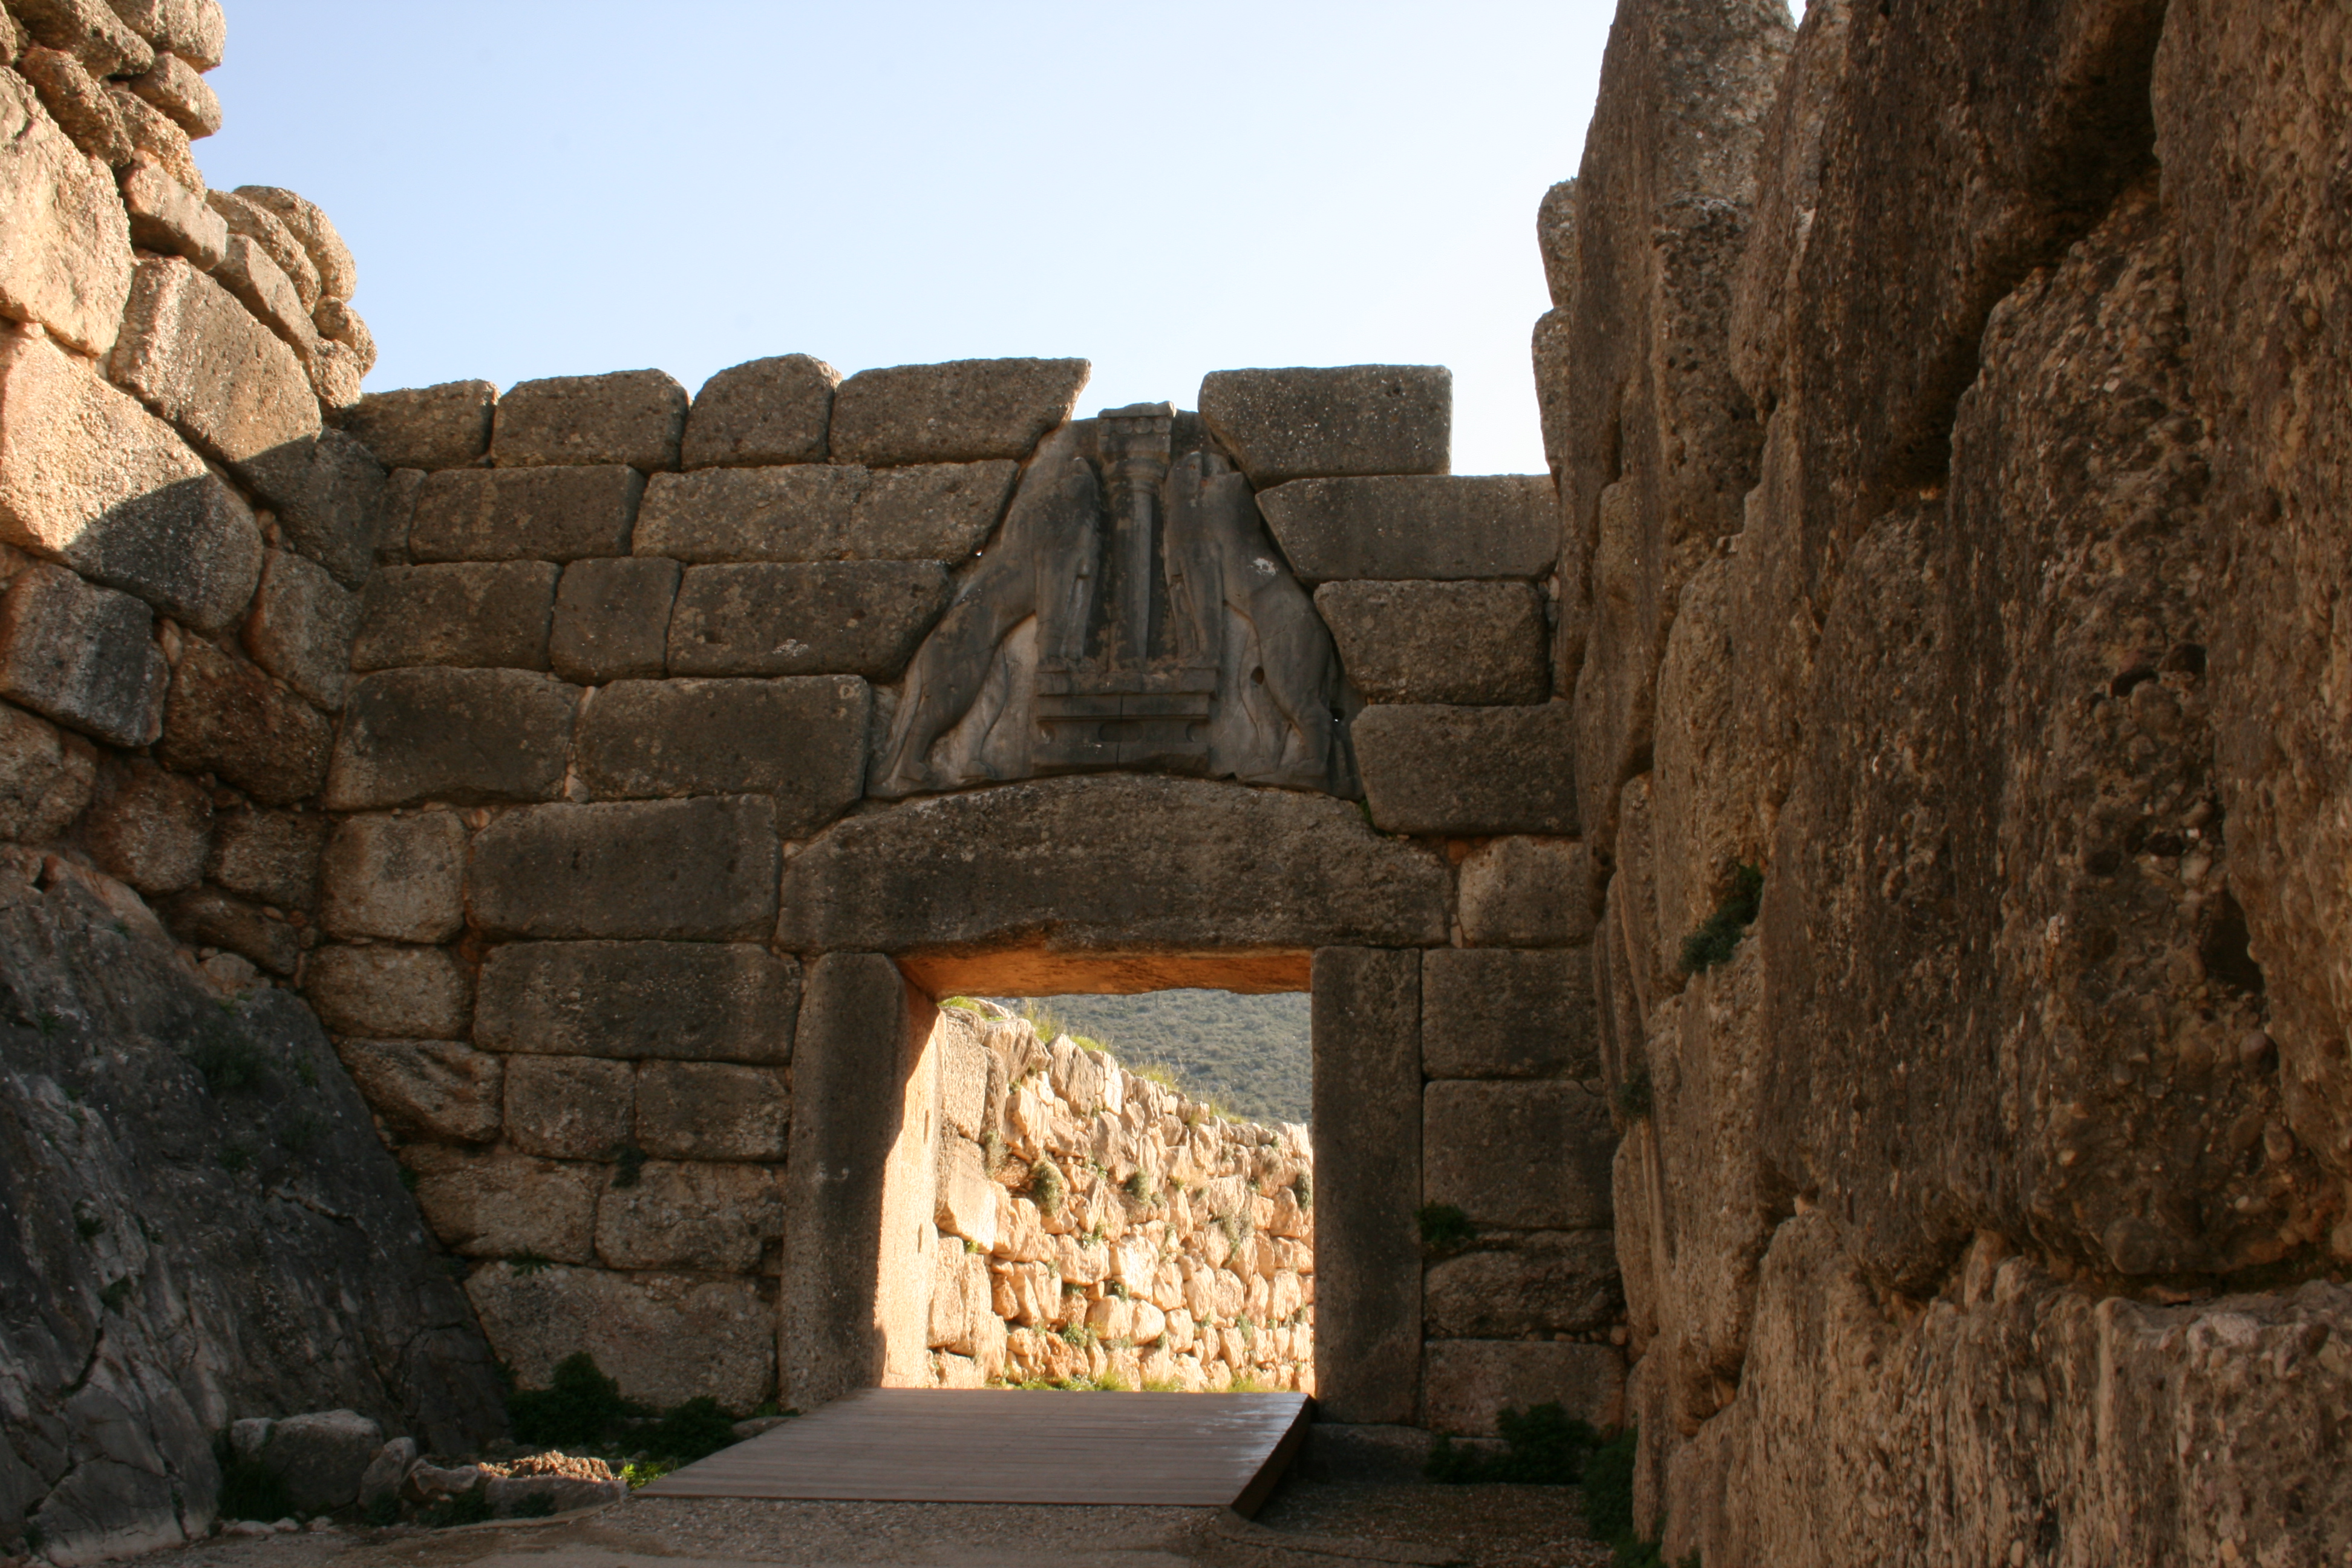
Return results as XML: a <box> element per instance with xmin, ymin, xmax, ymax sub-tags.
<box><xmin>1423</xmin><ymin>1080</ymin><xmax>1612</xmax><ymax>1229</ymax></box>
<box><xmin>409</xmin><ymin>466</ymin><xmax>644</xmax><ymax>563</ymax></box>
<box><xmin>636</xmin><ymin>461</ymin><xmax>1018</xmax><ymax>563</ymax></box>
<box><xmin>474</xmin><ymin>941</ymin><xmax>797</xmax><ymax>1062</ymax></box>
<box><xmin>682</xmin><ymin>353</ymin><xmax>839</xmax><ymax>469</ymax></box>
<box><xmin>1422</xmin><ymin>949</ymin><xmax>1596</xmax><ymax>1079</ymax></box>
<box><xmin>325</xmin><ymin>668</ymin><xmax>578</xmax><ymax>809</ymax></box>
<box><xmin>575</xmin><ymin>676</ymin><xmax>868</xmax><ymax>832</ymax></box>
<box><xmin>465</xmin><ymin>1264</ymin><xmax>775</xmax><ymax>1411</ymax></box>
<box><xmin>1198</xmin><ymin>366</ymin><xmax>1451</xmax><ymax>488</ymax></box>
<box><xmin>1264</xmin><ymin>477</ymin><xmax>1555</xmax><ymax>582</ymax></box>
<box><xmin>341</xmin><ymin>380</ymin><xmax>496</xmax><ymax>472</ymax></box>
<box><xmin>466</xmin><ymin>796</ymin><xmax>780</xmax><ymax>940</ymax></box>
<box><xmin>1315</xmin><ymin>580</ymin><xmax>1549</xmax><ymax>704</ymax></box>
<box><xmin>666</xmin><ymin>560</ymin><xmax>950</xmax><ymax>679</ymax></box>
<box><xmin>1422</xmin><ymin>1339</ymin><xmax>1625</xmax><ymax>1436</ymax></box>
<box><xmin>828</xmin><ymin>358</ymin><xmax>1088</xmax><ymax>466</ymax></box>
<box><xmin>1354</xmin><ymin>704</ymin><xmax>1578</xmax><ymax>835</ymax></box>
<box><xmin>492</xmin><ymin>370</ymin><xmax>688</xmax><ymax>472</ymax></box>
<box><xmin>350</xmin><ymin>561</ymin><xmax>558</xmax><ymax>673</ymax></box>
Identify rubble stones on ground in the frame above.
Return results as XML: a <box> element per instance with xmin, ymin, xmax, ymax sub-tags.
<box><xmin>682</xmin><ymin>353</ymin><xmax>839</xmax><ymax>469</ymax></box>
<box><xmin>1198</xmin><ymin>365</ymin><xmax>1451</xmax><ymax>488</ymax></box>
<box><xmin>826</xmin><ymin>357</ymin><xmax>1089</xmax><ymax>466</ymax></box>
<box><xmin>256</xmin><ymin>1410</ymin><xmax>382</xmax><ymax>1514</ymax></box>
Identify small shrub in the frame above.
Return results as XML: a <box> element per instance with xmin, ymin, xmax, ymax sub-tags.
<box><xmin>1106</xmin><ymin>1278</ymin><xmax>1131</xmax><ymax>1300</ymax></box>
<box><xmin>364</xmin><ymin>1493</ymin><xmax>402</xmax><ymax>1527</ymax></box>
<box><xmin>294</xmin><ymin>1054</ymin><xmax>318</xmax><ymax>1088</ymax></box>
<box><xmin>1677</xmin><ymin>863</ymin><xmax>1763</xmax><ymax>975</ymax></box>
<box><xmin>1018</xmin><ymin>1001</ymin><xmax>1068</xmax><ymax>1042</ymax></box>
<box><xmin>508</xmin><ymin>1351</ymin><xmax>641</xmax><ymax>1448</ymax></box>
<box><xmin>619</xmin><ymin>1459</ymin><xmax>675</xmax><ymax>1490</ymax></box>
<box><xmin>36</xmin><ymin>1010</ymin><xmax>59</xmax><ymax>1036</ymax></box>
<box><xmin>216</xmin><ymin>1451</ymin><xmax>292</xmax><ymax>1522</ymax></box>
<box><xmin>1028</xmin><ymin>1161</ymin><xmax>1065</xmax><ymax>1216</ymax></box>
<box><xmin>1416</xmin><ymin>1203</ymin><xmax>1477</xmax><ymax>1254</ymax></box>
<box><xmin>939</xmin><ymin>996</ymin><xmax>984</xmax><ymax>1013</ymax></box>
<box><xmin>1072</xmin><ymin>1034</ymin><xmax>1107</xmax><ymax>1054</ymax></box>
<box><xmin>281</xmin><ymin>1111</ymin><xmax>324</xmax><ymax>1155</ymax></box>
<box><xmin>1230</xmin><ymin>1375</ymin><xmax>1269</xmax><ymax>1393</ymax></box>
<box><xmin>1292</xmin><ymin>1169</ymin><xmax>1313</xmax><ymax>1211</ymax></box>
<box><xmin>508</xmin><ymin>1251</ymin><xmax>552</xmax><ymax>1276</ymax></box>
<box><xmin>1142</xmin><ymin>1376</ymin><xmax>1181</xmax><ymax>1393</ymax></box>
<box><xmin>1615</xmin><ymin>1066</ymin><xmax>1653</xmax><ymax>1120</ymax></box>
<box><xmin>1581</xmin><ymin>1425</ymin><xmax>1638</xmax><ymax>1542</ymax></box>
<box><xmin>644</xmin><ymin>1396</ymin><xmax>739</xmax><ymax>1462</ymax></box>
<box><xmin>1094</xmin><ymin>1368</ymin><xmax>1130</xmax><ymax>1391</ymax></box>
<box><xmin>1123</xmin><ymin>1169</ymin><xmax>1158</xmax><ymax>1205</ymax></box>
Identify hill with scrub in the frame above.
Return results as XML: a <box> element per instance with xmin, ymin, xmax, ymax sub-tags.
<box><xmin>996</xmin><ymin>990</ymin><xmax>1312</xmax><ymax>1127</ymax></box>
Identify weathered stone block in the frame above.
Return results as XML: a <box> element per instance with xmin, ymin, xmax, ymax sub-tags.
<box><xmin>1312</xmin><ymin>947</ymin><xmax>1423</xmax><ymax>1425</ymax></box>
<box><xmin>474</xmin><ymin>941</ymin><xmax>797</xmax><ymax>1062</ymax></box>
<box><xmin>1423</xmin><ymin>1080</ymin><xmax>1613</xmax><ymax>1229</ymax></box>
<box><xmin>125</xmin><ymin>51</ymin><xmax>217</xmax><ymax>137</ymax></box>
<box><xmin>465</xmin><ymin>1264</ymin><xmax>774</xmax><ymax>1412</ymax></box>
<box><xmin>777</xmin><ymin>774</ymin><xmax>1450</xmax><ymax>953</ymax></box>
<box><xmin>83</xmin><ymin>757</ymin><xmax>208</xmax><ymax>894</ymax></box>
<box><xmin>549</xmin><ymin>556</ymin><xmax>676</xmax><ymax>683</ymax></box>
<box><xmin>634</xmin><ymin>1061</ymin><xmax>790</xmax><ymax>1161</ymax></box>
<box><xmin>375</xmin><ymin>467</ymin><xmax>422</xmax><ymax>564</ymax></box>
<box><xmin>207</xmin><ymin>808</ymin><xmax>327</xmax><ymax>909</ymax></box>
<box><xmin>0</xmin><ymin>328</ymin><xmax>262</xmax><ymax>633</ymax></box>
<box><xmin>241</xmin><ymin>547</ymin><xmax>358</xmax><ymax>710</ymax></box>
<box><xmin>325</xmin><ymin>668</ymin><xmax>579</xmax><ymax>809</ymax></box>
<box><xmin>257</xmin><ymin>1411</ymin><xmax>381</xmax><ymax>1515</ymax></box>
<box><xmin>0</xmin><ymin>563</ymin><xmax>166</xmax><ymax>747</ymax></box>
<box><xmin>1259</xmin><ymin>475</ymin><xmax>1555</xmax><ymax>583</ymax></box>
<box><xmin>1199</xmin><ymin>366</ymin><xmax>1451</xmax><ymax>488</ymax></box>
<box><xmin>408</xmin><ymin>466</ymin><xmax>644</xmax><ymax>563</ymax></box>
<box><xmin>1456</xmin><ymin>836</ymin><xmax>1595</xmax><ymax>948</ymax></box>
<box><xmin>304</xmin><ymin>944</ymin><xmax>472</xmax><ymax>1039</ymax></box>
<box><xmin>155</xmin><ymin>641</ymin><xmax>330</xmax><ymax>805</ymax></box>
<box><xmin>575</xmin><ymin>676</ymin><xmax>869</xmax><ymax>832</ymax></box>
<box><xmin>1422</xmin><ymin>949</ymin><xmax>1596</xmax><ymax>1079</ymax></box>
<box><xmin>404</xmin><ymin>1145</ymin><xmax>598</xmax><ymax>1263</ymax></box>
<box><xmin>0</xmin><ymin>699</ymin><xmax>95</xmax><ymax>841</ymax></box>
<box><xmin>635</xmin><ymin>461</ymin><xmax>1019</xmax><ymax>563</ymax></box>
<box><xmin>336</xmin><ymin>1039</ymin><xmax>503</xmax><ymax>1144</ymax></box>
<box><xmin>106</xmin><ymin>85</ymin><xmax>195</xmax><ymax>191</ymax></box>
<box><xmin>340</xmin><ymin>379</ymin><xmax>495</xmax><ymax>471</ymax></box>
<box><xmin>231</xmin><ymin>186</ymin><xmax>355</xmax><ymax>305</ymax></box>
<box><xmin>501</xmin><ymin>1054</ymin><xmax>633</xmax><ymax>1161</ymax></box>
<box><xmin>0</xmin><ymin>69</ymin><xmax>132</xmax><ymax>356</ymax></box>
<box><xmin>1315</xmin><ymin>580</ymin><xmax>1549</xmax><ymax>704</ymax></box>
<box><xmin>492</xmin><ymin>370</ymin><xmax>688</xmax><ymax>471</ymax></box>
<box><xmin>1421</xmin><ymin>1341</ymin><xmax>1625</xmax><ymax>1436</ymax></box>
<box><xmin>117</xmin><ymin>152</ymin><xmax>222</xmax><ymax>269</ymax></box>
<box><xmin>212</xmin><ymin>234</ymin><xmax>316</xmax><ymax>361</ymax></box>
<box><xmin>349</xmin><ymin>561</ymin><xmax>558</xmax><ymax>673</ymax></box>
<box><xmin>253</xmin><ymin>427</ymin><xmax>386</xmax><ymax>589</ymax></box>
<box><xmin>1354</xmin><ymin>704</ymin><xmax>1578</xmax><ymax>836</ymax></box>
<box><xmin>162</xmin><ymin>886</ymin><xmax>301</xmax><ymax>975</ymax></box>
<box><xmin>110</xmin><ymin>0</ymin><xmax>225</xmax><ymax>69</ymax></box>
<box><xmin>206</xmin><ymin>188</ymin><xmax>319</xmax><ymax>310</ymax></box>
<box><xmin>595</xmin><ymin>1160</ymin><xmax>782</xmax><ymax>1272</ymax></box>
<box><xmin>828</xmin><ymin>358</ymin><xmax>1088</xmax><ymax>466</ymax></box>
<box><xmin>682</xmin><ymin>353</ymin><xmax>839</xmax><ymax>469</ymax></box>
<box><xmin>667</xmin><ymin>561</ymin><xmax>951</xmax><ymax>679</ymax></box>
<box><xmin>935</xmin><ymin>1134</ymin><xmax>998</xmax><ymax>1252</ymax></box>
<box><xmin>1423</xmin><ymin>1232</ymin><xmax>1623</xmax><ymax>1338</ymax></box>
<box><xmin>467</xmin><ymin>797</ymin><xmax>780</xmax><ymax>939</ymax></box>
<box><xmin>106</xmin><ymin>258</ymin><xmax>321</xmax><ymax>479</ymax></box>
<box><xmin>18</xmin><ymin>45</ymin><xmax>130</xmax><ymax>168</ymax></box>
<box><xmin>318</xmin><ymin>811</ymin><xmax>466</xmax><ymax>944</ymax></box>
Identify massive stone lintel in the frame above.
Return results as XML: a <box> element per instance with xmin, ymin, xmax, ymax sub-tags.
<box><xmin>775</xmin><ymin>774</ymin><xmax>1449</xmax><ymax>956</ymax></box>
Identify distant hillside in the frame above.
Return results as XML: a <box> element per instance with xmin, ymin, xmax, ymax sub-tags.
<box><xmin>998</xmin><ymin>989</ymin><xmax>1312</xmax><ymax>1128</ymax></box>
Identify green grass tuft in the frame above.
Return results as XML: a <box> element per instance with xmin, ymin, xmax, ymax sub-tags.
<box><xmin>1677</xmin><ymin>863</ymin><xmax>1764</xmax><ymax>975</ymax></box>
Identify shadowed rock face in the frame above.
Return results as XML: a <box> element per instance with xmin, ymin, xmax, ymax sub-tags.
<box><xmin>0</xmin><ymin>860</ymin><xmax>503</xmax><ymax>1564</ymax></box>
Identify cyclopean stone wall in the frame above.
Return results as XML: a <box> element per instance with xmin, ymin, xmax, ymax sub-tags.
<box><xmin>320</xmin><ymin>350</ymin><xmax>1625</xmax><ymax>1434</ymax></box>
<box><xmin>1538</xmin><ymin>0</ymin><xmax>2352</xmax><ymax>1563</ymax></box>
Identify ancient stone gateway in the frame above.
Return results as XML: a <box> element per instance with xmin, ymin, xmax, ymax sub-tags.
<box><xmin>316</xmin><ymin>359</ymin><xmax>1622</xmax><ymax>1431</ymax></box>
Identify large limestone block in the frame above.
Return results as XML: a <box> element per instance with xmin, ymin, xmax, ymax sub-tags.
<box><xmin>212</xmin><ymin>235</ymin><xmax>316</xmax><ymax>363</ymax></box>
<box><xmin>1259</xmin><ymin>475</ymin><xmax>1554</xmax><ymax>583</ymax></box>
<box><xmin>409</xmin><ymin>466</ymin><xmax>644</xmax><ymax>563</ymax></box>
<box><xmin>1422</xmin><ymin>1341</ymin><xmax>1625</xmax><ymax>1436</ymax></box>
<box><xmin>260</xmin><ymin>428</ymin><xmax>387</xmax><ymax>590</ymax></box>
<box><xmin>574</xmin><ymin>676</ymin><xmax>869</xmax><ymax>832</ymax></box>
<box><xmin>325</xmin><ymin>668</ymin><xmax>580</xmax><ymax>809</ymax></box>
<box><xmin>13</xmin><ymin>0</ymin><xmax>151</xmax><ymax>74</ymax></box>
<box><xmin>340</xmin><ymin>380</ymin><xmax>495</xmax><ymax>471</ymax></box>
<box><xmin>108</xmin><ymin>0</ymin><xmax>225</xmax><ymax>71</ymax></box>
<box><xmin>117</xmin><ymin>151</ymin><xmax>223</xmax><ymax>269</ymax></box>
<box><xmin>1311</xmin><ymin>947</ymin><xmax>1422</xmax><ymax>1425</ymax></box>
<box><xmin>595</xmin><ymin>1160</ymin><xmax>782</xmax><ymax>1272</ymax></box>
<box><xmin>667</xmin><ymin>560</ymin><xmax>951</xmax><ymax>679</ymax></box>
<box><xmin>349</xmin><ymin>561</ymin><xmax>558</xmax><ymax>672</ymax></box>
<box><xmin>0</xmin><ymin>562</ymin><xmax>166</xmax><ymax>746</ymax></box>
<box><xmin>241</xmin><ymin>547</ymin><xmax>357</xmax><ymax>710</ymax></box>
<box><xmin>492</xmin><ymin>370</ymin><xmax>688</xmax><ymax>471</ymax></box>
<box><xmin>1423</xmin><ymin>1231</ymin><xmax>1622</xmax><ymax>1338</ymax></box>
<box><xmin>474</xmin><ymin>940</ymin><xmax>797</xmax><ymax>1063</ymax></box>
<box><xmin>682</xmin><ymin>353</ymin><xmax>838</xmax><ymax>469</ymax></box>
<box><xmin>404</xmin><ymin>1145</ymin><xmax>598</xmax><ymax>1262</ymax></box>
<box><xmin>466</xmin><ymin>796</ymin><xmax>780</xmax><ymax>939</ymax></box>
<box><xmin>777</xmin><ymin>776</ymin><xmax>1449</xmax><ymax>953</ymax></box>
<box><xmin>126</xmin><ymin>52</ymin><xmax>218</xmax><ymax>137</ymax></box>
<box><xmin>1354</xmin><ymin>703</ymin><xmax>1578</xmax><ymax>835</ymax></box>
<box><xmin>1198</xmin><ymin>366</ymin><xmax>1451</xmax><ymax>488</ymax></box>
<box><xmin>231</xmin><ymin>187</ymin><xmax>355</xmax><ymax>307</ymax></box>
<box><xmin>828</xmin><ymin>358</ymin><xmax>1088</xmax><ymax>466</ymax></box>
<box><xmin>165</xmin><ymin>884</ymin><xmax>301</xmax><ymax>973</ymax></box>
<box><xmin>1314</xmin><ymin>580</ymin><xmax>1549</xmax><ymax>704</ymax></box>
<box><xmin>207</xmin><ymin>808</ymin><xmax>325</xmax><ymax>909</ymax></box>
<box><xmin>0</xmin><ymin>699</ymin><xmax>96</xmax><ymax>841</ymax></box>
<box><xmin>107</xmin><ymin>258</ymin><xmax>321</xmax><ymax>477</ymax></box>
<box><xmin>1422</xmin><ymin>948</ymin><xmax>1596</xmax><ymax>1079</ymax></box>
<box><xmin>0</xmin><ymin>70</ymin><xmax>132</xmax><ymax>356</ymax></box>
<box><xmin>18</xmin><ymin>45</ymin><xmax>131</xmax><ymax>168</ymax></box>
<box><xmin>549</xmin><ymin>557</ymin><xmax>676</xmax><ymax>683</ymax></box>
<box><xmin>335</xmin><ymin>1039</ymin><xmax>502</xmax><ymax>1144</ymax></box>
<box><xmin>304</xmin><ymin>944</ymin><xmax>472</xmax><ymax>1039</ymax></box>
<box><xmin>257</xmin><ymin>1411</ymin><xmax>382</xmax><ymax>1515</ymax></box>
<box><xmin>0</xmin><ymin>327</ymin><xmax>261</xmax><ymax>632</ymax></box>
<box><xmin>1456</xmin><ymin>836</ymin><xmax>1596</xmax><ymax>948</ymax></box>
<box><xmin>207</xmin><ymin>189</ymin><xmax>319</xmax><ymax>312</ymax></box>
<box><xmin>634</xmin><ymin>1060</ymin><xmax>789</xmax><ymax>1161</ymax></box>
<box><xmin>155</xmin><ymin>641</ymin><xmax>329</xmax><ymax>805</ymax></box>
<box><xmin>501</xmin><ymin>1054</ymin><xmax>633</xmax><ymax>1161</ymax></box>
<box><xmin>83</xmin><ymin>757</ymin><xmax>208</xmax><ymax>893</ymax></box>
<box><xmin>318</xmin><ymin>811</ymin><xmax>466</xmax><ymax>944</ymax></box>
<box><xmin>1423</xmin><ymin>1080</ymin><xmax>1613</xmax><ymax>1229</ymax></box>
<box><xmin>934</xmin><ymin>1134</ymin><xmax>998</xmax><ymax>1252</ymax></box>
<box><xmin>635</xmin><ymin>461</ymin><xmax>1019</xmax><ymax>563</ymax></box>
<box><xmin>466</xmin><ymin>1264</ymin><xmax>775</xmax><ymax>1412</ymax></box>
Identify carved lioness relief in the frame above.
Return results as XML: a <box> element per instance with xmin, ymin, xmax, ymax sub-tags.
<box><xmin>872</xmin><ymin>403</ymin><xmax>1358</xmax><ymax>799</ymax></box>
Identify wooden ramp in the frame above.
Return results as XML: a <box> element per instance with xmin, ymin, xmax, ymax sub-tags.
<box><xmin>637</xmin><ymin>1389</ymin><xmax>1313</xmax><ymax>1515</ymax></box>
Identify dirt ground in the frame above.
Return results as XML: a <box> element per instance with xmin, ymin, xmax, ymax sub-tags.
<box><xmin>113</xmin><ymin>1474</ymin><xmax>1613</xmax><ymax>1568</ymax></box>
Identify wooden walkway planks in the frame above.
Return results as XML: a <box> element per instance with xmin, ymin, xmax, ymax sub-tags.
<box><xmin>637</xmin><ymin>1389</ymin><xmax>1313</xmax><ymax>1514</ymax></box>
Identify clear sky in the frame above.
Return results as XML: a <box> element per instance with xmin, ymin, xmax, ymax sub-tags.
<box><xmin>197</xmin><ymin>3</ymin><xmax>1619</xmax><ymax>475</ymax></box>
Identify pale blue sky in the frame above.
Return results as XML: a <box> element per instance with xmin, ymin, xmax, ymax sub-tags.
<box><xmin>198</xmin><ymin>3</ymin><xmax>1621</xmax><ymax>474</ymax></box>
